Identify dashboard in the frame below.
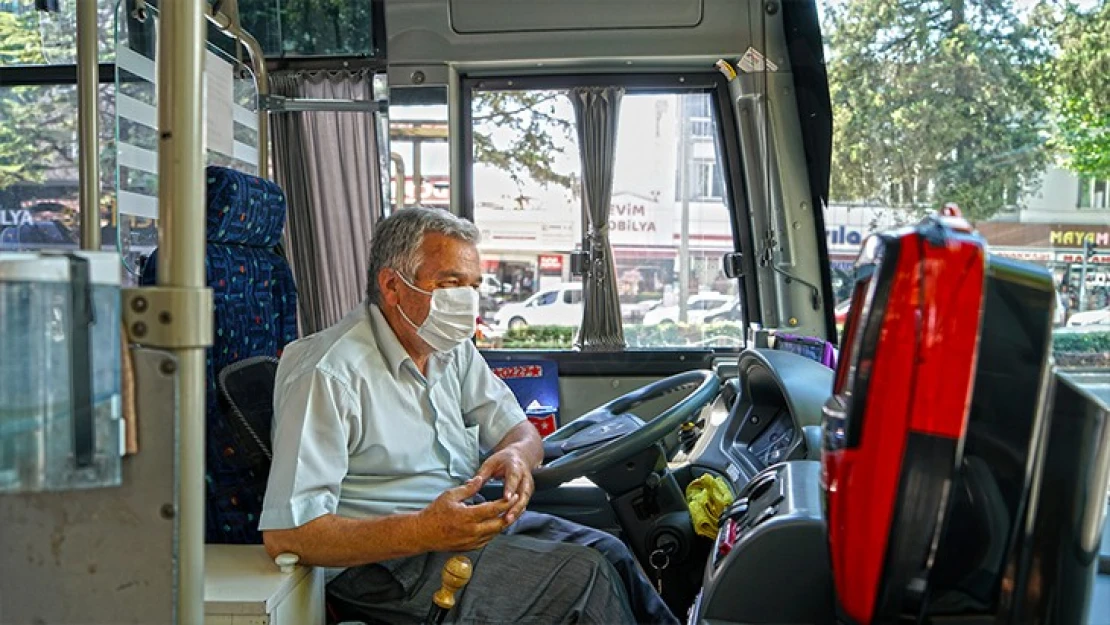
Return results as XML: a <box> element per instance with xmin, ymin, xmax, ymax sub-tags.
<box><xmin>681</xmin><ymin>351</ymin><xmax>837</xmax><ymax>623</ymax></box>
<box><xmin>689</xmin><ymin>349</ymin><xmax>834</xmax><ymax>491</ymax></box>
<box><xmin>748</xmin><ymin>410</ymin><xmax>795</xmax><ymax>466</ymax></box>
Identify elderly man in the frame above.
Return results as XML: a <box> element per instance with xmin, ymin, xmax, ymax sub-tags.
<box><xmin>260</xmin><ymin>208</ymin><xmax>677</xmax><ymax>624</ymax></box>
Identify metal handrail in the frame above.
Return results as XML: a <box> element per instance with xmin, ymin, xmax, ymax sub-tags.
<box><xmin>205</xmin><ymin>4</ymin><xmax>270</xmax><ymax>176</ymax></box>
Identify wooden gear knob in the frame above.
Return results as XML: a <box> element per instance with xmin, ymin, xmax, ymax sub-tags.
<box><xmin>432</xmin><ymin>555</ymin><xmax>474</xmax><ymax>611</ymax></box>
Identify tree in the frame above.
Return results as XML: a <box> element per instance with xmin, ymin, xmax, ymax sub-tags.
<box><xmin>238</xmin><ymin>0</ymin><xmax>373</xmax><ymax>56</ymax></box>
<box><xmin>0</xmin><ymin>4</ymin><xmax>117</xmax><ymax>193</ymax></box>
<box><xmin>472</xmin><ymin>90</ymin><xmax>577</xmax><ymax>193</ymax></box>
<box><xmin>0</xmin><ymin>10</ymin><xmax>71</xmax><ymax>190</ymax></box>
<box><xmin>1043</xmin><ymin>1</ymin><xmax>1110</xmax><ymax>180</ymax></box>
<box><xmin>825</xmin><ymin>0</ymin><xmax>1050</xmax><ymax>220</ymax></box>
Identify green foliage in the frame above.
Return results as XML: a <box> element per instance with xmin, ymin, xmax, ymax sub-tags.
<box><xmin>472</xmin><ymin>91</ymin><xmax>578</xmax><ymax>194</ymax></box>
<box><xmin>1053</xmin><ymin>331</ymin><xmax>1110</xmax><ymax>368</ymax></box>
<box><xmin>0</xmin><ymin>11</ymin><xmax>50</xmax><ymax>189</ymax></box>
<box><xmin>825</xmin><ymin>0</ymin><xmax>1050</xmax><ymax>220</ymax></box>
<box><xmin>502</xmin><ymin>325</ymin><xmax>576</xmax><ymax>349</ymax></box>
<box><xmin>0</xmin><ymin>4</ymin><xmax>117</xmax><ymax>193</ymax></box>
<box><xmin>1041</xmin><ymin>2</ymin><xmax>1110</xmax><ymax>179</ymax></box>
<box><xmin>1052</xmin><ymin>330</ymin><xmax>1110</xmax><ymax>355</ymax></box>
<box><xmin>0</xmin><ymin>11</ymin><xmax>45</xmax><ymax>66</ymax></box>
<box><xmin>237</xmin><ymin>0</ymin><xmax>374</xmax><ymax>57</ymax></box>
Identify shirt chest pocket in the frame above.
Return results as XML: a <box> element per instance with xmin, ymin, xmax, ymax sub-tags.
<box><xmin>428</xmin><ymin>384</ymin><xmax>480</xmax><ymax>477</ymax></box>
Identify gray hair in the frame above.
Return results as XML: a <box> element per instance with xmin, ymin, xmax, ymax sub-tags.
<box><xmin>366</xmin><ymin>207</ymin><xmax>481</xmax><ymax>305</ymax></box>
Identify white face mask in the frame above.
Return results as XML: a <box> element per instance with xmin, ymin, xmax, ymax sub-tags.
<box><xmin>396</xmin><ymin>273</ymin><xmax>479</xmax><ymax>352</ymax></box>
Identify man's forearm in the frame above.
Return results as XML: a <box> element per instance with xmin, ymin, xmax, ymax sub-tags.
<box><xmin>493</xmin><ymin>421</ymin><xmax>544</xmax><ymax>468</ymax></box>
<box><xmin>263</xmin><ymin>512</ymin><xmax>428</xmax><ymax>568</ymax></box>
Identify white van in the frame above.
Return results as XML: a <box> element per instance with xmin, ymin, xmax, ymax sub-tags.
<box><xmin>492</xmin><ymin>282</ymin><xmax>583</xmax><ymax>330</ymax></box>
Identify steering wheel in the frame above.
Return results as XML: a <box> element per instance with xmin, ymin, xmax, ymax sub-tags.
<box><xmin>532</xmin><ymin>370</ymin><xmax>720</xmax><ymax>490</ymax></box>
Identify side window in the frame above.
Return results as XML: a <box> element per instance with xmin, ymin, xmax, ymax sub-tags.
<box><xmin>470</xmin><ymin>87</ymin><xmax>743</xmax><ymax>350</ymax></box>
<box><xmin>238</xmin><ymin>1</ymin><xmax>378</xmax><ymax>58</ymax></box>
<box><xmin>388</xmin><ymin>88</ymin><xmax>450</xmax><ymax>211</ymax></box>
<box><xmin>0</xmin><ymin>3</ymin><xmax>118</xmax><ymax>266</ymax></box>
<box><xmin>537</xmin><ymin>291</ymin><xmax>558</xmax><ymax>306</ymax></box>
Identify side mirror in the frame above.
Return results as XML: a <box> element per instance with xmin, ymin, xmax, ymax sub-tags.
<box><xmin>722</xmin><ymin>252</ymin><xmax>744</xmax><ymax>279</ymax></box>
<box><xmin>570</xmin><ymin>251</ymin><xmax>590</xmax><ymax>277</ymax></box>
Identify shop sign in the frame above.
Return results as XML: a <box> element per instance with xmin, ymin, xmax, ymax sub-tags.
<box><xmin>1049</xmin><ymin>229</ymin><xmax>1110</xmax><ymax>247</ymax></box>
<box><xmin>0</xmin><ymin>209</ymin><xmax>32</xmax><ymax>226</ymax></box>
<box><xmin>826</xmin><ymin>225</ymin><xmax>866</xmax><ymax>246</ymax></box>
<box><xmin>1058</xmin><ymin>253</ymin><xmax>1110</xmax><ymax>264</ymax></box>
<box><xmin>610</xmin><ymin>202</ymin><xmax>658</xmax><ymax>233</ymax></box>
<box><xmin>994</xmin><ymin>250</ymin><xmax>1052</xmax><ymax>262</ymax></box>
<box><xmin>608</xmin><ymin>193</ymin><xmax>674</xmax><ymax>247</ymax></box>
<box><xmin>538</xmin><ymin>254</ymin><xmax>563</xmax><ymax>273</ymax></box>
<box><xmin>395</xmin><ymin>176</ymin><xmax>450</xmax><ymax>206</ymax></box>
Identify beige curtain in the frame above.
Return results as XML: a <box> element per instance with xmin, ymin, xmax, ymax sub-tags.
<box><xmin>270</xmin><ymin>70</ymin><xmax>381</xmax><ymax>335</ymax></box>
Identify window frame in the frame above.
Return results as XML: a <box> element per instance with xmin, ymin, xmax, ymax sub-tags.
<box><xmin>0</xmin><ymin>63</ymin><xmax>116</xmax><ymax>86</ymax></box>
<box><xmin>458</xmin><ymin>72</ymin><xmax>760</xmax><ymax>366</ymax></box>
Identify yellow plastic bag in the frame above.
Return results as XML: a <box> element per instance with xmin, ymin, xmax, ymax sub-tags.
<box><xmin>685</xmin><ymin>473</ymin><xmax>735</xmax><ymax>539</ymax></box>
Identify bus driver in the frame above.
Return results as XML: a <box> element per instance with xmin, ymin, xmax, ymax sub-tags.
<box><xmin>259</xmin><ymin>207</ymin><xmax>678</xmax><ymax>624</ymax></box>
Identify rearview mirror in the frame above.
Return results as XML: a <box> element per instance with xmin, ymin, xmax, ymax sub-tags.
<box><xmin>570</xmin><ymin>251</ymin><xmax>590</xmax><ymax>277</ymax></box>
<box><xmin>722</xmin><ymin>252</ymin><xmax>744</xmax><ymax>279</ymax></box>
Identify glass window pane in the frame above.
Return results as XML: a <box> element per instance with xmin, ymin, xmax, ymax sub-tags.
<box><xmin>470</xmin><ymin>89</ymin><xmax>580</xmax><ymax>348</ymax></box>
<box><xmin>0</xmin><ymin>1</ymin><xmax>117</xmax><ymax>67</ymax></box>
<box><xmin>0</xmin><ymin>83</ymin><xmax>120</xmax><ymax>265</ymax></box>
<box><xmin>469</xmin><ymin>88</ymin><xmax>742</xmax><ymax>351</ymax></box>
<box><xmin>237</xmin><ymin>0</ymin><xmax>375</xmax><ymax>57</ymax></box>
<box><xmin>823</xmin><ymin>0</ymin><xmax>1108</xmax><ymax>371</ymax></box>
<box><xmin>389</xmin><ymin>89</ymin><xmax>450</xmax><ymax>210</ymax></box>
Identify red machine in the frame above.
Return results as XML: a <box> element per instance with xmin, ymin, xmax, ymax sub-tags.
<box><xmin>822</xmin><ymin>209</ymin><xmax>989</xmax><ymax>623</ymax></box>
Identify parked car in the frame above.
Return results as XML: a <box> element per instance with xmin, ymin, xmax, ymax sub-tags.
<box><xmin>478</xmin><ymin>294</ymin><xmax>500</xmax><ymax>324</ymax></box>
<box><xmin>480</xmin><ymin>273</ymin><xmax>505</xmax><ymax>297</ymax></box>
<box><xmin>702</xmin><ymin>297</ymin><xmax>743</xmax><ymax>324</ymax></box>
<box><xmin>0</xmin><ymin>222</ymin><xmax>78</xmax><ymax>250</ymax></box>
<box><xmin>1067</xmin><ymin>305</ymin><xmax>1110</xmax><ymax>327</ymax></box>
<box><xmin>493</xmin><ymin>282</ymin><xmax>583</xmax><ymax>330</ymax></box>
<box><xmin>641</xmin><ymin>292</ymin><xmax>732</xmax><ymax>326</ymax></box>
<box><xmin>622</xmin><ymin>298</ymin><xmax>662</xmax><ymax>323</ymax></box>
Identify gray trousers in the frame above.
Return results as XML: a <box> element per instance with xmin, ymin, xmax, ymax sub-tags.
<box><xmin>326</xmin><ymin>511</ymin><xmax>678</xmax><ymax>624</ymax></box>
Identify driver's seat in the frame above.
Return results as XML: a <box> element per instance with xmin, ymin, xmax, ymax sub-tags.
<box><xmin>218</xmin><ymin>356</ymin><xmax>281</xmax><ymax>470</ymax></box>
<box><xmin>218</xmin><ymin>357</ymin><xmax>367</xmax><ymax>625</ymax></box>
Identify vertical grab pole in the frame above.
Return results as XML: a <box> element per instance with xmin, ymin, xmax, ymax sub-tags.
<box><xmin>76</xmin><ymin>0</ymin><xmax>100</xmax><ymax>251</ymax></box>
<box><xmin>156</xmin><ymin>2</ymin><xmax>208</xmax><ymax>623</ymax></box>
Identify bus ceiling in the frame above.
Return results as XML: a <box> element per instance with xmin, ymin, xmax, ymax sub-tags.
<box><xmin>386</xmin><ymin>0</ymin><xmax>779</xmax><ymax>75</ymax></box>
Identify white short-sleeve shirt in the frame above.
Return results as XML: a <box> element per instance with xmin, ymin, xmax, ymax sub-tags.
<box><xmin>258</xmin><ymin>302</ymin><xmax>526</xmax><ymax>531</ymax></box>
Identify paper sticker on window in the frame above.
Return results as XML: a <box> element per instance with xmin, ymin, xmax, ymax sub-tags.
<box><xmin>737</xmin><ymin>47</ymin><xmax>779</xmax><ymax>73</ymax></box>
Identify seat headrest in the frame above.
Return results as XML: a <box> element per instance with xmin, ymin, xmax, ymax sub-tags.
<box><xmin>206</xmin><ymin>165</ymin><xmax>287</xmax><ymax>247</ymax></box>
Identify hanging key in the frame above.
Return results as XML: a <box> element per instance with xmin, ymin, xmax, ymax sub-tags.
<box><xmin>649</xmin><ymin>548</ymin><xmax>670</xmax><ymax>595</ymax></box>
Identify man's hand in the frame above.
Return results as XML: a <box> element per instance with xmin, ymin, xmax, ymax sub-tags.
<box><xmin>474</xmin><ymin>447</ymin><xmax>535</xmax><ymax>525</ymax></box>
<box><xmin>418</xmin><ymin>478</ymin><xmax>516</xmax><ymax>552</ymax></box>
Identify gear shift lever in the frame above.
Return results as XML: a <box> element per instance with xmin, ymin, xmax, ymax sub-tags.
<box><xmin>425</xmin><ymin>555</ymin><xmax>473</xmax><ymax>625</ymax></box>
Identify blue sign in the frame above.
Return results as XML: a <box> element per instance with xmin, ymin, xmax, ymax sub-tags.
<box><xmin>827</xmin><ymin>225</ymin><xmax>865</xmax><ymax>246</ymax></box>
<box><xmin>484</xmin><ymin>358</ymin><xmax>561</xmax><ymax>435</ymax></box>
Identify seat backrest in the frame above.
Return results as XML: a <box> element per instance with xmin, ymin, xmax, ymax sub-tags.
<box><xmin>140</xmin><ymin>165</ymin><xmax>297</xmax><ymax>544</ymax></box>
